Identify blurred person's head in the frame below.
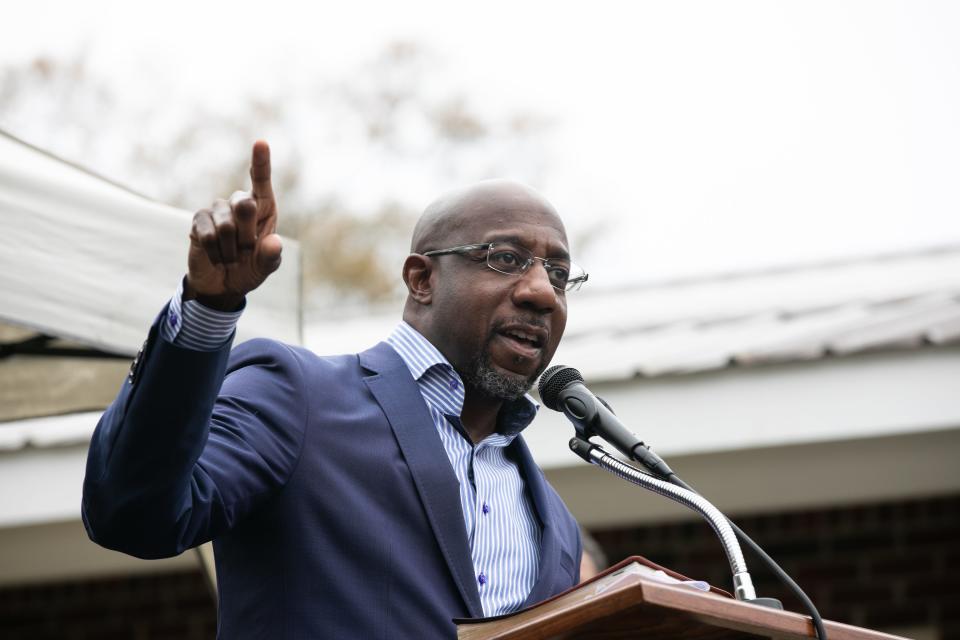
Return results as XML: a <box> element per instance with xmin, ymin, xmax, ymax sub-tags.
<box><xmin>579</xmin><ymin>527</ymin><xmax>609</xmax><ymax>582</ymax></box>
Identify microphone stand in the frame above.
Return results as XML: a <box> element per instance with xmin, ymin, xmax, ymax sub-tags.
<box><xmin>539</xmin><ymin>365</ymin><xmax>827</xmax><ymax>638</ymax></box>
<box><xmin>568</xmin><ymin>436</ymin><xmax>769</xmax><ymax>604</ymax></box>
<box><xmin>571</xmin><ymin>430</ymin><xmax>828</xmax><ymax>639</ymax></box>
<box><xmin>665</xmin><ymin>471</ymin><xmax>828</xmax><ymax>640</ymax></box>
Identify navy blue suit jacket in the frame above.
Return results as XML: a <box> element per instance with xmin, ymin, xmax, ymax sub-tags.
<box><xmin>82</xmin><ymin>316</ymin><xmax>581</xmax><ymax>638</ymax></box>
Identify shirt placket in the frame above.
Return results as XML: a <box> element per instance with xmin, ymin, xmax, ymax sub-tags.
<box><xmin>471</xmin><ymin>443</ymin><xmax>490</xmax><ymax>595</ymax></box>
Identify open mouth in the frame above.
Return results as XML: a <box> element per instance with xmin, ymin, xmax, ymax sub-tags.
<box><xmin>500</xmin><ymin>328</ymin><xmax>544</xmax><ymax>349</ymax></box>
<box><xmin>495</xmin><ymin>325</ymin><xmax>547</xmax><ymax>359</ymax></box>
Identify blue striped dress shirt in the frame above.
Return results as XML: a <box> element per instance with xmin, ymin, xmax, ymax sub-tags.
<box><xmin>385</xmin><ymin>322</ymin><xmax>542</xmax><ymax>616</ymax></box>
<box><xmin>160</xmin><ymin>278</ymin><xmax>244</xmax><ymax>348</ymax></box>
<box><xmin>162</xmin><ymin>285</ymin><xmax>543</xmax><ymax>616</ymax></box>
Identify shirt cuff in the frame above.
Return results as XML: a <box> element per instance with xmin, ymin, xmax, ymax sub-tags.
<box><xmin>160</xmin><ymin>277</ymin><xmax>244</xmax><ymax>351</ymax></box>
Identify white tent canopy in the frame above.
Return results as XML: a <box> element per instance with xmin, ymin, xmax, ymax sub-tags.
<box><xmin>0</xmin><ymin>130</ymin><xmax>301</xmax><ymax>357</ymax></box>
<box><xmin>0</xmin><ymin>130</ymin><xmax>301</xmax><ymax>586</ymax></box>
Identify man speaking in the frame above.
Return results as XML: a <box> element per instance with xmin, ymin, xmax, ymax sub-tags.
<box><xmin>82</xmin><ymin>141</ymin><xmax>587</xmax><ymax>638</ymax></box>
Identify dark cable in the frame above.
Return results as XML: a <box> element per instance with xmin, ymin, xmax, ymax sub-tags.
<box><xmin>667</xmin><ymin>474</ymin><xmax>827</xmax><ymax>640</ymax></box>
<box><xmin>538</xmin><ymin>366</ymin><xmax>827</xmax><ymax>637</ymax></box>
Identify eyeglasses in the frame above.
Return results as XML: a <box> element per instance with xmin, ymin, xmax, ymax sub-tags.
<box><xmin>422</xmin><ymin>242</ymin><xmax>589</xmax><ymax>292</ymax></box>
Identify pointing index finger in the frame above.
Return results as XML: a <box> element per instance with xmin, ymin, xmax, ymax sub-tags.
<box><xmin>250</xmin><ymin>140</ymin><xmax>274</xmax><ymax>202</ymax></box>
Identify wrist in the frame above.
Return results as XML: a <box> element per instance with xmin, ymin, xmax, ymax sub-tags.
<box><xmin>183</xmin><ymin>279</ymin><xmax>244</xmax><ymax>312</ymax></box>
<box><xmin>194</xmin><ymin>293</ymin><xmax>245</xmax><ymax>312</ymax></box>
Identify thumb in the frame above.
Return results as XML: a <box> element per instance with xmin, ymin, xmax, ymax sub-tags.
<box><xmin>256</xmin><ymin>233</ymin><xmax>283</xmax><ymax>276</ymax></box>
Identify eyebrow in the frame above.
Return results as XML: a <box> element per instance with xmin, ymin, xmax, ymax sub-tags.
<box><xmin>486</xmin><ymin>235</ymin><xmax>571</xmax><ymax>261</ymax></box>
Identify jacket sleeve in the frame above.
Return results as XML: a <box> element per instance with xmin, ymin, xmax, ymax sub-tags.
<box><xmin>81</xmin><ymin>313</ymin><xmax>309</xmax><ymax>559</ymax></box>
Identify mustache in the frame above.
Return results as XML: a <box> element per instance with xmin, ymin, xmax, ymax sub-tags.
<box><xmin>490</xmin><ymin>315</ymin><xmax>548</xmax><ymax>332</ymax></box>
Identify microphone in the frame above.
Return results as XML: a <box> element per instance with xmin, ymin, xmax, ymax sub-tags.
<box><xmin>540</xmin><ymin>365</ymin><xmax>826</xmax><ymax>627</ymax></box>
<box><xmin>538</xmin><ymin>365</ymin><xmax>674</xmax><ymax>478</ymax></box>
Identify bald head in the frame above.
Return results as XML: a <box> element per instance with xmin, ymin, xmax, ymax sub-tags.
<box><xmin>401</xmin><ymin>178</ymin><xmax>571</xmax><ymax>411</ymax></box>
<box><xmin>410</xmin><ymin>179</ymin><xmax>564</xmax><ymax>253</ymax></box>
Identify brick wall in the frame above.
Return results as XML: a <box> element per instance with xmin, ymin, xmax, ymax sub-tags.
<box><xmin>592</xmin><ymin>494</ymin><xmax>960</xmax><ymax>639</ymax></box>
<box><xmin>0</xmin><ymin>494</ymin><xmax>955</xmax><ymax>638</ymax></box>
<box><xmin>0</xmin><ymin>571</ymin><xmax>215</xmax><ymax>640</ymax></box>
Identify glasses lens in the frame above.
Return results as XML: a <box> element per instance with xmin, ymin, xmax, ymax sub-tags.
<box><xmin>543</xmin><ymin>260</ymin><xmax>572</xmax><ymax>290</ymax></box>
<box><xmin>564</xmin><ymin>272</ymin><xmax>588</xmax><ymax>291</ymax></box>
<box><xmin>486</xmin><ymin>243</ymin><xmax>531</xmax><ymax>275</ymax></box>
<box><xmin>562</xmin><ymin>265</ymin><xmax>587</xmax><ymax>291</ymax></box>
<box><xmin>486</xmin><ymin>242</ymin><xmax>587</xmax><ymax>292</ymax></box>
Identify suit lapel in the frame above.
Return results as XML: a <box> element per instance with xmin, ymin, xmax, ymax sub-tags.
<box><xmin>510</xmin><ymin>436</ymin><xmax>564</xmax><ymax>607</ymax></box>
<box><xmin>359</xmin><ymin>343</ymin><xmax>484</xmax><ymax>618</ymax></box>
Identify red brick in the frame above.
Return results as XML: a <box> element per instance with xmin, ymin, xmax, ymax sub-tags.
<box><xmin>796</xmin><ymin>558</ymin><xmax>859</xmax><ymax>583</ymax></box>
<box><xmin>867</xmin><ymin>553</ymin><xmax>935</xmax><ymax>578</ymax></box>
<box><xmin>943</xmin><ymin>549</ymin><xmax>960</xmax><ymax>570</ymax></box>
<box><xmin>0</xmin><ymin>570</ymin><xmax>215</xmax><ymax>639</ymax></box>
<box><xmin>905</xmin><ymin>576</ymin><xmax>960</xmax><ymax>599</ymax></box>
<box><xmin>863</xmin><ymin>602</ymin><xmax>930</xmax><ymax>629</ymax></box>
<box><xmin>905</xmin><ymin>525</ymin><xmax>960</xmax><ymax>546</ymax></box>
<box><xmin>928</xmin><ymin>496</ymin><xmax>960</xmax><ymax>519</ymax></box>
<box><xmin>827</xmin><ymin>582</ymin><xmax>895</xmax><ymax>606</ymax></box>
<box><xmin>761</xmin><ymin>537</ymin><xmax>823</xmax><ymax>558</ymax></box>
<box><xmin>829</xmin><ymin>531</ymin><xmax>896</xmax><ymax>553</ymax></box>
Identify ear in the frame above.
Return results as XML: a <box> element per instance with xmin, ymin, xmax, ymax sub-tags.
<box><xmin>402</xmin><ymin>254</ymin><xmax>434</xmax><ymax>305</ymax></box>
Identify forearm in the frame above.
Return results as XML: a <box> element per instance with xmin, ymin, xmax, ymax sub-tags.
<box><xmin>83</xmin><ymin>140</ymin><xmax>288</xmax><ymax>557</ymax></box>
<box><xmin>83</xmin><ymin>279</ymin><xmax>243</xmax><ymax>556</ymax></box>
<box><xmin>83</xmin><ymin>306</ymin><xmax>308</xmax><ymax>560</ymax></box>
<box><xmin>82</xmin><ymin>316</ymin><xmax>235</xmax><ymax>558</ymax></box>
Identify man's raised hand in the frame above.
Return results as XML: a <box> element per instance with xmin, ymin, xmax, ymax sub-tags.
<box><xmin>185</xmin><ymin>141</ymin><xmax>283</xmax><ymax>310</ymax></box>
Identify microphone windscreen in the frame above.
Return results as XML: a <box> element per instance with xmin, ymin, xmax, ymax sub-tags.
<box><xmin>538</xmin><ymin>365</ymin><xmax>583</xmax><ymax>411</ymax></box>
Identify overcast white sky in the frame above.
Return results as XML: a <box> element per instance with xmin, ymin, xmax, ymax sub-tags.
<box><xmin>5</xmin><ymin>0</ymin><xmax>960</xmax><ymax>287</ymax></box>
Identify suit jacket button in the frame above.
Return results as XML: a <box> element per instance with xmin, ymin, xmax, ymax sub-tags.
<box><xmin>128</xmin><ymin>339</ymin><xmax>147</xmax><ymax>383</ymax></box>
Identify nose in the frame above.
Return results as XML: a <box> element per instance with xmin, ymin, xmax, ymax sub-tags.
<box><xmin>511</xmin><ymin>260</ymin><xmax>560</xmax><ymax>313</ymax></box>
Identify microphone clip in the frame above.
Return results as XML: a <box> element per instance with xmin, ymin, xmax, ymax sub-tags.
<box><xmin>568</xmin><ymin>435</ymin><xmax>598</xmax><ymax>464</ymax></box>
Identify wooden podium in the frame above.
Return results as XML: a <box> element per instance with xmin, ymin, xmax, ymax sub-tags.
<box><xmin>457</xmin><ymin>558</ymin><xmax>908</xmax><ymax>640</ymax></box>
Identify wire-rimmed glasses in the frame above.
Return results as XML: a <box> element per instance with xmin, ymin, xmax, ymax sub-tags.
<box><xmin>423</xmin><ymin>242</ymin><xmax>589</xmax><ymax>292</ymax></box>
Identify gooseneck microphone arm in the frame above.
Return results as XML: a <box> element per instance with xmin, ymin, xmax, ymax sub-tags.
<box><xmin>539</xmin><ymin>365</ymin><xmax>828</xmax><ymax>640</ymax></box>
<box><xmin>667</xmin><ymin>471</ymin><xmax>828</xmax><ymax>640</ymax></box>
<box><xmin>567</xmin><ymin>437</ymin><xmax>758</xmax><ymax>601</ymax></box>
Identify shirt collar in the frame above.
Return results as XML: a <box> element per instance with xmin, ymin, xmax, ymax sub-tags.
<box><xmin>386</xmin><ymin>321</ymin><xmax>539</xmax><ymax>438</ymax></box>
<box><xmin>387</xmin><ymin>321</ymin><xmax>452</xmax><ymax>381</ymax></box>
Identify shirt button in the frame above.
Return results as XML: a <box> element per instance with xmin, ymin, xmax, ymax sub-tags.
<box><xmin>449</xmin><ymin>378</ymin><xmax>459</xmax><ymax>390</ymax></box>
<box><xmin>482</xmin><ymin>503</ymin><xmax>490</xmax><ymax>515</ymax></box>
<box><xmin>478</xmin><ymin>572</ymin><xmax>487</xmax><ymax>586</ymax></box>
<box><xmin>168</xmin><ymin>312</ymin><xmax>178</xmax><ymax>326</ymax></box>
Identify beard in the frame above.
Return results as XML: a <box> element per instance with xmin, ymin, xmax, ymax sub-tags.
<box><xmin>460</xmin><ymin>335</ymin><xmax>548</xmax><ymax>401</ymax></box>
